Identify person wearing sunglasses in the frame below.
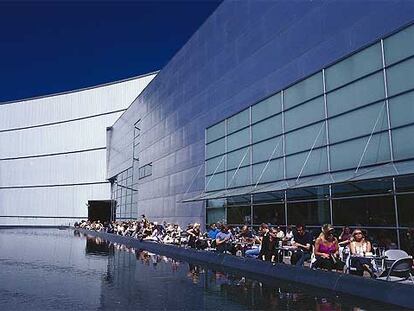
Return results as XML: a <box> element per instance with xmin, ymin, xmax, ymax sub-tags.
<box><xmin>313</xmin><ymin>224</ymin><xmax>344</xmax><ymax>271</ymax></box>
<box><xmin>349</xmin><ymin>229</ymin><xmax>376</xmax><ymax>277</ymax></box>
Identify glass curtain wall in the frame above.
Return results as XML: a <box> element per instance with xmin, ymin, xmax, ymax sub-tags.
<box><xmin>205</xmin><ymin>24</ymin><xmax>414</xmax><ymax>249</ymax></box>
<box><xmin>110</xmin><ymin>120</ymin><xmax>141</xmax><ymax>221</ymax></box>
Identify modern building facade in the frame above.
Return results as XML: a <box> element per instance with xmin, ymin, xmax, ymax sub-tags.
<box><xmin>0</xmin><ymin>73</ymin><xmax>156</xmax><ymax>226</ymax></box>
<box><xmin>107</xmin><ymin>1</ymin><xmax>414</xmax><ymax>250</ymax></box>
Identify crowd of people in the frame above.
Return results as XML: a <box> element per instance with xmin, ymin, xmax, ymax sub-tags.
<box><xmin>74</xmin><ymin>215</ymin><xmax>413</xmax><ymax>278</ymax></box>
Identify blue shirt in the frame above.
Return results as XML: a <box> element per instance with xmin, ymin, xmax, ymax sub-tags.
<box><xmin>207</xmin><ymin>228</ymin><xmax>220</xmax><ymax>239</ymax></box>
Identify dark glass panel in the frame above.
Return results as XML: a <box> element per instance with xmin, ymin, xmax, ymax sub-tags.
<box><xmin>399</xmin><ymin>229</ymin><xmax>414</xmax><ymax>256</ymax></box>
<box><xmin>207</xmin><ymin>208</ymin><xmax>225</xmax><ymax>225</ymax></box>
<box><xmin>395</xmin><ymin>175</ymin><xmax>414</xmax><ymax>193</ymax></box>
<box><xmin>396</xmin><ymin>194</ymin><xmax>414</xmax><ymax>227</ymax></box>
<box><xmin>331</xmin><ymin>178</ymin><xmax>393</xmax><ymax>197</ymax></box>
<box><xmin>332</xmin><ymin>196</ymin><xmax>395</xmax><ymax>227</ymax></box>
<box><xmin>287</xmin><ymin>200</ymin><xmax>330</xmax><ymax>226</ymax></box>
<box><xmin>226</xmin><ymin>195</ymin><xmax>251</xmax><ymax>206</ymax></box>
<box><xmin>253</xmin><ymin>192</ymin><xmax>284</xmax><ymax>204</ymax></box>
<box><xmin>363</xmin><ymin>228</ymin><xmax>398</xmax><ymax>249</ymax></box>
<box><xmin>207</xmin><ymin>199</ymin><xmax>226</xmax><ymax>208</ymax></box>
<box><xmin>253</xmin><ymin>204</ymin><xmax>285</xmax><ymax>225</ymax></box>
<box><xmin>227</xmin><ymin>206</ymin><xmax>251</xmax><ymax>225</ymax></box>
<box><xmin>286</xmin><ymin>185</ymin><xmax>329</xmax><ymax>201</ymax></box>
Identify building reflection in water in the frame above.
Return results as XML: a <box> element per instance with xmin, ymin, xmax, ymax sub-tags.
<box><xmin>81</xmin><ymin>235</ymin><xmax>390</xmax><ymax>311</ymax></box>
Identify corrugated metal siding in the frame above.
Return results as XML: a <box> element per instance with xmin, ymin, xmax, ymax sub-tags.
<box><xmin>0</xmin><ymin>73</ymin><xmax>156</xmax><ymax>225</ymax></box>
<box><xmin>0</xmin><ymin>112</ymin><xmax>122</xmax><ymax>158</ymax></box>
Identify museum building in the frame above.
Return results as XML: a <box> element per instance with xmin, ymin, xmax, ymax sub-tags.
<box><xmin>107</xmin><ymin>1</ymin><xmax>414</xmax><ymax>250</ymax></box>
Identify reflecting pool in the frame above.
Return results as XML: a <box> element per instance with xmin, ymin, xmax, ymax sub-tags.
<box><xmin>0</xmin><ymin>229</ymin><xmax>401</xmax><ymax>310</ymax></box>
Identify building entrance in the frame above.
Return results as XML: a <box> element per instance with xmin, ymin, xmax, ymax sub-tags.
<box><xmin>87</xmin><ymin>200</ymin><xmax>114</xmax><ymax>223</ymax></box>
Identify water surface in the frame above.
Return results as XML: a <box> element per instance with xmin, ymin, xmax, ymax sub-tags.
<box><xmin>0</xmin><ymin>229</ymin><xmax>401</xmax><ymax>310</ymax></box>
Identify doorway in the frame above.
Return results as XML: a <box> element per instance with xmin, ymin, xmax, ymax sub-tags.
<box><xmin>87</xmin><ymin>200</ymin><xmax>114</xmax><ymax>223</ymax></box>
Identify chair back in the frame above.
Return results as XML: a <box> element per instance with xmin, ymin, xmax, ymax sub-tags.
<box><xmin>384</xmin><ymin>249</ymin><xmax>409</xmax><ymax>260</ymax></box>
<box><xmin>386</xmin><ymin>257</ymin><xmax>413</xmax><ymax>280</ymax></box>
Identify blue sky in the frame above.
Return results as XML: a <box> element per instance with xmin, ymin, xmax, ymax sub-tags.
<box><xmin>0</xmin><ymin>1</ymin><xmax>221</xmax><ymax>102</ymax></box>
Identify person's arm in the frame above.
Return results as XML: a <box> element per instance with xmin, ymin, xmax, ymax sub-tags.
<box><xmin>333</xmin><ymin>239</ymin><xmax>340</xmax><ymax>257</ymax></box>
<box><xmin>349</xmin><ymin>241</ymin><xmax>356</xmax><ymax>255</ymax></box>
<box><xmin>366</xmin><ymin>241</ymin><xmax>372</xmax><ymax>253</ymax></box>
<box><xmin>186</xmin><ymin>229</ymin><xmax>196</xmax><ymax>237</ymax></box>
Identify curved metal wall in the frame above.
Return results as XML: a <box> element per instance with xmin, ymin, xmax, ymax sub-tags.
<box><xmin>0</xmin><ymin>73</ymin><xmax>156</xmax><ymax>226</ymax></box>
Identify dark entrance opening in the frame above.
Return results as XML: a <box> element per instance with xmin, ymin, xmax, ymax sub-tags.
<box><xmin>88</xmin><ymin>200</ymin><xmax>114</xmax><ymax>223</ymax></box>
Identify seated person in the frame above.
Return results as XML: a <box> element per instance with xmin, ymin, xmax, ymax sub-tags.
<box><xmin>274</xmin><ymin>226</ymin><xmax>285</xmax><ymax>240</ymax></box>
<box><xmin>237</xmin><ymin>225</ymin><xmax>254</xmax><ymax>244</ymax></box>
<box><xmin>207</xmin><ymin>223</ymin><xmax>220</xmax><ymax>240</ymax></box>
<box><xmin>186</xmin><ymin>223</ymin><xmax>207</xmax><ymax>250</ymax></box>
<box><xmin>284</xmin><ymin>226</ymin><xmax>294</xmax><ymax>244</ymax></box>
<box><xmin>339</xmin><ymin>226</ymin><xmax>352</xmax><ymax>247</ymax></box>
<box><xmin>290</xmin><ymin>224</ymin><xmax>312</xmax><ymax>266</ymax></box>
<box><xmin>313</xmin><ymin>224</ymin><xmax>344</xmax><ymax>271</ymax></box>
<box><xmin>349</xmin><ymin>229</ymin><xmax>376</xmax><ymax>277</ymax></box>
<box><xmin>215</xmin><ymin>225</ymin><xmax>236</xmax><ymax>255</ymax></box>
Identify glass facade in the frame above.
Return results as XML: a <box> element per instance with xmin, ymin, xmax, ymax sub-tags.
<box><xmin>205</xmin><ymin>24</ymin><xmax>414</xmax><ymax>249</ymax></box>
<box><xmin>110</xmin><ymin>120</ymin><xmax>141</xmax><ymax>221</ymax></box>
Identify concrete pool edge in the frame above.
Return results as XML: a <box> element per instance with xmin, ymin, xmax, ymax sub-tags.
<box><xmin>77</xmin><ymin>228</ymin><xmax>413</xmax><ymax>309</ymax></box>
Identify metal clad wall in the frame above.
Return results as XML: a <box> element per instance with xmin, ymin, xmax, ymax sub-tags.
<box><xmin>0</xmin><ymin>73</ymin><xmax>156</xmax><ymax>226</ymax></box>
<box><xmin>0</xmin><ymin>112</ymin><xmax>122</xmax><ymax>158</ymax></box>
<box><xmin>107</xmin><ymin>0</ymin><xmax>414</xmax><ymax>227</ymax></box>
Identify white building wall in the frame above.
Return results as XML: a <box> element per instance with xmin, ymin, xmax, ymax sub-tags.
<box><xmin>0</xmin><ymin>72</ymin><xmax>156</xmax><ymax>226</ymax></box>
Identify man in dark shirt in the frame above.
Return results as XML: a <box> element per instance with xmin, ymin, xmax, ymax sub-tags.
<box><xmin>290</xmin><ymin>224</ymin><xmax>313</xmax><ymax>266</ymax></box>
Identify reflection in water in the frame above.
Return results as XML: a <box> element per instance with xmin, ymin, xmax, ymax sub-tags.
<box><xmin>0</xmin><ymin>229</ymin><xmax>401</xmax><ymax>311</ymax></box>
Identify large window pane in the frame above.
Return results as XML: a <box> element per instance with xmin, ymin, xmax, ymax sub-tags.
<box><xmin>284</xmin><ymin>96</ymin><xmax>325</xmax><ymax>132</ymax></box>
<box><xmin>384</xmin><ymin>24</ymin><xmax>414</xmax><ymax>66</ymax></box>
<box><xmin>284</xmin><ymin>72</ymin><xmax>323</xmax><ymax>109</ymax></box>
<box><xmin>364</xmin><ymin>229</ymin><xmax>398</xmax><ymax>249</ymax></box>
<box><xmin>285</xmin><ymin>122</ymin><xmax>326</xmax><ymax>155</ymax></box>
<box><xmin>207</xmin><ymin>208</ymin><xmax>225</xmax><ymax>225</ymax></box>
<box><xmin>389</xmin><ymin>91</ymin><xmax>414</xmax><ymax>128</ymax></box>
<box><xmin>399</xmin><ymin>229</ymin><xmax>414</xmax><ymax>256</ymax></box>
<box><xmin>252</xmin><ymin>136</ymin><xmax>283</xmax><ymax>164</ymax></box>
<box><xmin>327</xmin><ymin>72</ymin><xmax>385</xmax><ymax>117</ymax></box>
<box><xmin>329</xmin><ymin>102</ymin><xmax>388</xmax><ymax>143</ymax></box>
<box><xmin>227</xmin><ymin>147</ymin><xmax>250</xmax><ymax>170</ymax></box>
<box><xmin>387</xmin><ymin>57</ymin><xmax>414</xmax><ymax>96</ymax></box>
<box><xmin>287</xmin><ymin>200</ymin><xmax>330</xmax><ymax>226</ymax></box>
<box><xmin>253</xmin><ymin>204</ymin><xmax>285</xmax><ymax>225</ymax></box>
<box><xmin>227</xmin><ymin>128</ymin><xmax>249</xmax><ymax>152</ymax></box>
<box><xmin>326</xmin><ymin>43</ymin><xmax>382</xmax><ymax>91</ymax></box>
<box><xmin>397</xmin><ymin>194</ymin><xmax>414</xmax><ymax>227</ymax></box>
<box><xmin>331</xmin><ymin>178</ymin><xmax>393</xmax><ymax>197</ymax></box>
<box><xmin>252</xmin><ymin>114</ymin><xmax>282</xmax><ymax>143</ymax></box>
<box><xmin>330</xmin><ymin>132</ymin><xmax>390</xmax><ymax>171</ymax></box>
<box><xmin>392</xmin><ymin>124</ymin><xmax>414</xmax><ymax>161</ymax></box>
<box><xmin>286</xmin><ymin>147</ymin><xmax>328</xmax><ymax>178</ymax></box>
<box><xmin>207</xmin><ymin>121</ymin><xmax>225</xmax><ymax>143</ymax></box>
<box><xmin>206</xmin><ymin>156</ymin><xmax>225</xmax><ymax>175</ymax></box>
<box><xmin>227</xmin><ymin>166</ymin><xmax>250</xmax><ymax>188</ymax></box>
<box><xmin>252</xmin><ymin>158</ymin><xmax>284</xmax><ymax>185</ymax></box>
<box><xmin>395</xmin><ymin>175</ymin><xmax>414</xmax><ymax>193</ymax></box>
<box><xmin>227</xmin><ymin>195</ymin><xmax>251</xmax><ymax>206</ymax></box>
<box><xmin>206</xmin><ymin>172</ymin><xmax>225</xmax><ymax>192</ymax></box>
<box><xmin>227</xmin><ymin>206</ymin><xmax>251</xmax><ymax>225</ymax></box>
<box><xmin>206</xmin><ymin>137</ymin><xmax>225</xmax><ymax>159</ymax></box>
<box><xmin>227</xmin><ymin>108</ymin><xmax>249</xmax><ymax>134</ymax></box>
<box><xmin>332</xmin><ymin>196</ymin><xmax>395</xmax><ymax>227</ymax></box>
<box><xmin>252</xmin><ymin>92</ymin><xmax>281</xmax><ymax>123</ymax></box>
<box><xmin>287</xmin><ymin>185</ymin><xmax>329</xmax><ymax>201</ymax></box>
<box><xmin>253</xmin><ymin>192</ymin><xmax>284</xmax><ymax>203</ymax></box>
<box><xmin>207</xmin><ymin>199</ymin><xmax>226</xmax><ymax>208</ymax></box>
